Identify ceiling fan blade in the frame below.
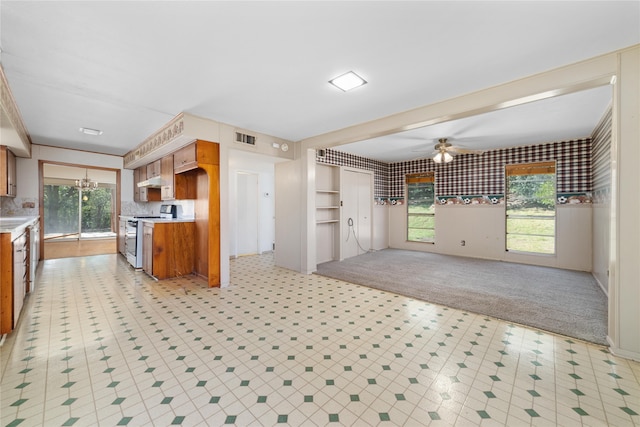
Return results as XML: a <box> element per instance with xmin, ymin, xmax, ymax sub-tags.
<box><xmin>411</xmin><ymin>156</ymin><xmax>428</xmax><ymax>161</ymax></box>
<box><xmin>447</xmin><ymin>146</ymin><xmax>484</xmax><ymax>155</ymax></box>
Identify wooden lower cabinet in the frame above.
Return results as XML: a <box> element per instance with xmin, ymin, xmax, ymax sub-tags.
<box><xmin>0</xmin><ymin>229</ymin><xmax>28</xmax><ymax>334</ymax></box>
<box><xmin>142</xmin><ymin>221</ymin><xmax>195</xmax><ymax>280</ymax></box>
<box><xmin>13</xmin><ymin>232</ymin><xmax>27</xmax><ymax>329</ymax></box>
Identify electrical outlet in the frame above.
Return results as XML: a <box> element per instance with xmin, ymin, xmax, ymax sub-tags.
<box><xmin>460</xmin><ymin>240</ymin><xmax>466</xmax><ymax>246</ymax></box>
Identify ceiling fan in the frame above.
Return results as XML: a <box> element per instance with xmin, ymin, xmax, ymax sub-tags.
<box><xmin>415</xmin><ymin>138</ymin><xmax>485</xmax><ymax>163</ymax></box>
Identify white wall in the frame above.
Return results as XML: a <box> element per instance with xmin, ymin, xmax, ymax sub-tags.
<box><xmin>592</xmin><ymin>204</ymin><xmax>610</xmax><ymax>291</ymax></box>
<box><xmin>274</xmin><ymin>158</ymin><xmax>303</xmax><ymax>272</ymax></box>
<box><xmin>388</xmin><ymin>204</ymin><xmax>592</xmax><ymax>271</ymax></box>
<box><xmin>608</xmin><ymin>45</ymin><xmax>640</xmax><ymax>360</ymax></box>
<box><xmin>372</xmin><ymin>204</ymin><xmax>389</xmax><ymax>250</ymax></box>
<box><xmin>0</xmin><ymin>144</ymin><xmax>127</xmax><ymax>217</ymax></box>
<box><xmin>17</xmin><ymin>145</ymin><xmax>125</xmax><ymax>199</ymax></box>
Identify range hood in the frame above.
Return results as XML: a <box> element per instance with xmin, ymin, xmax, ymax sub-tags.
<box><xmin>137</xmin><ymin>176</ymin><xmax>163</xmax><ymax>188</ymax></box>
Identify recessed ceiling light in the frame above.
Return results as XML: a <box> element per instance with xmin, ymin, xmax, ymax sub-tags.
<box><xmin>79</xmin><ymin>127</ymin><xmax>103</xmax><ymax>136</ymax></box>
<box><xmin>329</xmin><ymin>71</ymin><xmax>367</xmax><ymax>92</ymax></box>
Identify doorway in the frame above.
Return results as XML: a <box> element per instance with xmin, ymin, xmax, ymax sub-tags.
<box><xmin>40</xmin><ymin>162</ymin><xmax>120</xmax><ymax>259</ymax></box>
<box><xmin>236</xmin><ymin>172</ymin><xmax>259</xmax><ymax>256</ymax></box>
<box><xmin>341</xmin><ymin>168</ymin><xmax>373</xmax><ymax>260</ymax></box>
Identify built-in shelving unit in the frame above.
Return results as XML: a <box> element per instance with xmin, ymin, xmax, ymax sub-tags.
<box><xmin>316</xmin><ymin>164</ymin><xmax>341</xmax><ymax>264</ymax></box>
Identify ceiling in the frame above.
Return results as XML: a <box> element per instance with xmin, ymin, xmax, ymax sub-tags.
<box><xmin>1</xmin><ymin>2</ymin><xmax>638</xmax><ymax>161</ymax></box>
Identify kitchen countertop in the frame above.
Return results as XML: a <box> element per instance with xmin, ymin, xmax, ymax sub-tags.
<box><xmin>138</xmin><ymin>218</ymin><xmax>195</xmax><ymax>224</ymax></box>
<box><xmin>0</xmin><ymin>216</ymin><xmax>40</xmax><ymax>239</ymax></box>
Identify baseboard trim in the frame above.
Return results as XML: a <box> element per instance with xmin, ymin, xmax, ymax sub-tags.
<box><xmin>592</xmin><ymin>272</ymin><xmax>609</xmax><ymax>297</ymax></box>
<box><xmin>607</xmin><ymin>337</ymin><xmax>640</xmax><ymax>362</ymax></box>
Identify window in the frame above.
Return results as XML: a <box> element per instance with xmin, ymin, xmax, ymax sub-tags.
<box><xmin>44</xmin><ymin>183</ymin><xmax>116</xmax><ymax>240</ymax></box>
<box><xmin>406</xmin><ymin>173</ymin><xmax>435</xmax><ymax>242</ymax></box>
<box><xmin>505</xmin><ymin>162</ymin><xmax>556</xmax><ymax>254</ymax></box>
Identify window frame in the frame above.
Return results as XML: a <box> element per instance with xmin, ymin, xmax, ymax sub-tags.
<box><xmin>505</xmin><ymin>161</ymin><xmax>557</xmax><ymax>255</ymax></box>
<box><xmin>405</xmin><ymin>172</ymin><xmax>435</xmax><ymax>243</ymax></box>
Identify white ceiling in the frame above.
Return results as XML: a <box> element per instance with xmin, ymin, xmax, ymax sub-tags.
<box><xmin>1</xmin><ymin>1</ymin><xmax>638</xmax><ymax>160</ymax></box>
<box><xmin>338</xmin><ymin>85</ymin><xmax>614</xmax><ymax>162</ymax></box>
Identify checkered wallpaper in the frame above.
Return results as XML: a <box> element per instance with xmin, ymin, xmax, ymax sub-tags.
<box><xmin>390</xmin><ymin>139</ymin><xmax>592</xmax><ymax>198</ymax></box>
<box><xmin>316</xmin><ymin>149</ymin><xmax>390</xmax><ymax>199</ymax></box>
<box><xmin>591</xmin><ymin>107</ymin><xmax>612</xmax><ymax>204</ymax></box>
<box><xmin>320</xmin><ymin>138</ymin><xmax>592</xmax><ymax>200</ymax></box>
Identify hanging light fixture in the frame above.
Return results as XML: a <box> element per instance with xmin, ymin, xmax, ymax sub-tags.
<box><xmin>432</xmin><ymin>150</ymin><xmax>453</xmax><ymax>164</ymax></box>
<box><xmin>432</xmin><ymin>138</ymin><xmax>454</xmax><ymax>164</ymax></box>
<box><xmin>75</xmin><ymin>169</ymin><xmax>99</xmax><ymax>191</ymax></box>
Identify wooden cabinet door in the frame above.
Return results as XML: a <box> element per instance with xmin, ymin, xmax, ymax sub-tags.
<box><xmin>0</xmin><ymin>146</ymin><xmax>16</xmax><ymax>197</ymax></box>
<box><xmin>147</xmin><ymin>160</ymin><xmax>161</xmax><ymax>178</ymax></box>
<box><xmin>161</xmin><ymin>155</ymin><xmax>174</xmax><ymax>200</ymax></box>
<box><xmin>12</xmin><ymin>232</ymin><xmax>27</xmax><ymax>328</ymax></box>
<box><xmin>6</xmin><ymin>148</ymin><xmax>16</xmax><ymax>197</ymax></box>
<box><xmin>173</xmin><ymin>143</ymin><xmax>197</xmax><ymax>174</ymax></box>
<box><xmin>134</xmin><ymin>166</ymin><xmax>148</xmax><ymax>202</ymax></box>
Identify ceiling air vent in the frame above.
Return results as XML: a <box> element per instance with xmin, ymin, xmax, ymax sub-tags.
<box><xmin>235</xmin><ymin>131</ymin><xmax>256</xmax><ymax>146</ymax></box>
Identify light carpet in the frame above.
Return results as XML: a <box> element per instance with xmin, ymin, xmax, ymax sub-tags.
<box><xmin>316</xmin><ymin>249</ymin><xmax>608</xmax><ymax>345</ymax></box>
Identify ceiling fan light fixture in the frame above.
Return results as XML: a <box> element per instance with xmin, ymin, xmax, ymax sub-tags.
<box><xmin>329</xmin><ymin>71</ymin><xmax>367</xmax><ymax>92</ymax></box>
<box><xmin>433</xmin><ymin>151</ymin><xmax>453</xmax><ymax>164</ymax></box>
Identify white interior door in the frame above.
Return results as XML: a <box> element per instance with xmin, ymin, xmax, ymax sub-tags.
<box><xmin>237</xmin><ymin>172</ymin><xmax>259</xmax><ymax>255</ymax></box>
<box><xmin>341</xmin><ymin>169</ymin><xmax>372</xmax><ymax>260</ymax></box>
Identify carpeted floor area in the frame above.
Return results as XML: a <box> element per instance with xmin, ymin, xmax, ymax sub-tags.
<box><xmin>316</xmin><ymin>249</ymin><xmax>608</xmax><ymax>345</ymax></box>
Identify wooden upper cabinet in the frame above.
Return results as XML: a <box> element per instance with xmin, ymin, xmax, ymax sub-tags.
<box><xmin>161</xmin><ymin>155</ymin><xmax>174</xmax><ymax>200</ymax></box>
<box><xmin>134</xmin><ymin>166</ymin><xmax>146</xmax><ymax>202</ymax></box>
<box><xmin>147</xmin><ymin>159</ymin><xmax>161</xmax><ymax>178</ymax></box>
<box><xmin>0</xmin><ymin>146</ymin><xmax>17</xmax><ymax>197</ymax></box>
<box><xmin>174</xmin><ymin>140</ymin><xmax>220</xmax><ymax>174</ymax></box>
<box><xmin>194</xmin><ymin>140</ymin><xmax>219</xmax><ymax>166</ymax></box>
<box><xmin>173</xmin><ymin>143</ymin><xmax>197</xmax><ymax>174</ymax></box>
<box><xmin>134</xmin><ymin>140</ymin><xmax>219</xmax><ymax>203</ymax></box>
<box><xmin>133</xmin><ymin>165</ymin><xmax>160</xmax><ymax>202</ymax></box>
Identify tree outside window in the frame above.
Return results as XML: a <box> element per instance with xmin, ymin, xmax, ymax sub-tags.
<box><xmin>44</xmin><ymin>183</ymin><xmax>115</xmax><ymax>239</ymax></box>
<box><xmin>505</xmin><ymin>162</ymin><xmax>556</xmax><ymax>254</ymax></box>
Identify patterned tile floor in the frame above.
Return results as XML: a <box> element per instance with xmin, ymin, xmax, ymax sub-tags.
<box><xmin>1</xmin><ymin>253</ymin><xmax>639</xmax><ymax>426</ymax></box>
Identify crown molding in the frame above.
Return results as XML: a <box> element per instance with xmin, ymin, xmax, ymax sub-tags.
<box><xmin>0</xmin><ymin>64</ymin><xmax>32</xmax><ymax>157</ymax></box>
<box><xmin>123</xmin><ymin>113</ymin><xmax>187</xmax><ymax>168</ymax></box>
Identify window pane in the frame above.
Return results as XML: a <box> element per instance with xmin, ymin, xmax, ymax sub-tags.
<box><xmin>406</xmin><ymin>180</ymin><xmax>435</xmax><ymax>242</ymax></box>
<box><xmin>506</xmin><ymin>174</ymin><xmax>555</xmax><ymax>212</ymax></box>
<box><xmin>408</xmin><ymin>228</ymin><xmax>435</xmax><ymax>242</ymax></box>
<box><xmin>506</xmin><ymin>218</ymin><xmax>555</xmax><ymax>236</ymax></box>
<box><xmin>507</xmin><ymin>234</ymin><xmax>555</xmax><ymax>254</ymax></box>
<box><xmin>44</xmin><ymin>184</ymin><xmax>79</xmax><ymax>239</ymax></box>
<box><xmin>505</xmin><ymin>166</ymin><xmax>556</xmax><ymax>254</ymax></box>
<box><xmin>81</xmin><ymin>187</ymin><xmax>114</xmax><ymax>235</ymax></box>
<box><xmin>408</xmin><ymin>215</ymin><xmax>435</xmax><ymax>229</ymax></box>
<box><xmin>407</xmin><ymin>186</ymin><xmax>434</xmax><ymax>214</ymax></box>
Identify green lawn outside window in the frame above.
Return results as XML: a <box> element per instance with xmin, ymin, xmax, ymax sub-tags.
<box><xmin>505</xmin><ymin>162</ymin><xmax>556</xmax><ymax>254</ymax></box>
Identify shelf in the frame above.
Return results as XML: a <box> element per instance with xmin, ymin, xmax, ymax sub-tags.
<box><xmin>317</xmin><ymin>206</ymin><xmax>340</xmax><ymax>209</ymax></box>
<box><xmin>316</xmin><ymin>220</ymin><xmax>339</xmax><ymax>224</ymax></box>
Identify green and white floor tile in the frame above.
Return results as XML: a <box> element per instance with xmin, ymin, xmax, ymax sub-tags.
<box><xmin>1</xmin><ymin>253</ymin><xmax>639</xmax><ymax>426</ymax></box>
